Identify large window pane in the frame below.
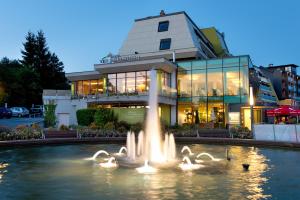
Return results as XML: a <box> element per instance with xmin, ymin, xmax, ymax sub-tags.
<box><xmin>117</xmin><ymin>78</ymin><xmax>125</xmax><ymax>94</ymax></box>
<box><xmin>107</xmin><ymin>78</ymin><xmax>116</xmax><ymax>94</ymax></box>
<box><xmin>178</xmin><ymin>62</ymin><xmax>191</xmax><ymax>71</ymax></box>
<box><xmin>192</xmin><ymin>60</ymin><xmax>206</xmax><ymax>70</ymax></box>
<box><xmin>98</xmin><ymin>79</ymin><xmax>104</xmax><ymax>94</ymax></box>
<box><xmin>126</xmin><ymin>76</ymin><xmax>136</xmax><ymax>93</ymax></box>
<box><xmin>192</xmin><ymin>70</ymin><xmax>206</xmax><ymax>96</ymax></box>
<box><xmin>82</xmin><ymin>80</ymin><xmax>90</xmax><ymax>95</ymax></box>
<box><xmin>207</xmin><ymin>69</ymin><xmax>223</xmax><ymax>96</ymax></box>
<box><xmin>224</xmin><ymin>67</ymin><xmax>240</xmax><ymax>96</ymax></box>
<box><xmin>207</xmin><ymin>59</ymin><xmax>222</xmax><ymax>68</ymax></box>
<box><xmin>76</xmin><ymin>81</ymin><xmax>83</xmax><ymax>95</ymax></box>
<box><xmin>90</xmin><ymin>80</ymin><xmax>98</xmax><ymax>95</ymax></box>
<box><xmin>136</xmin><ymin>76</ymin><xmax>146</xmax><ymax>92</ymax></box>
<box><xmin>240</xmin><ymin>66</ymin><xmax>249</xmax><ymax>97</ymax></box>
<box><xmin>178</xmin><ymin>71</ymin><xmax>191</xmax><ymax>97</ymax></box>
<box><xmin>223</xmin><ymin>57</ymin><xmax>239</xmax><ymax>68</ymax></box>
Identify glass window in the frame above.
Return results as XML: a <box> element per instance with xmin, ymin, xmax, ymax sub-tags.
<box><xmin>240</xmin><ymin>56</ymin><xmax>249</xmax><ymax>68</ymax></box>
<box><xmin>207</xmin><ymin>59</ymin><xmax>222</xmax><ymax>68</ymax></box>
<box><xmin>90</xmin><ymin>80</ymin><xmax>98</xmax><ymax>95</ymax></box>
<box><xmin>240</xmin><ymin>66</ymin><xmax>249</xmax><ymax>97</ymax></box>
<box><xmin>98</xmin><ymin>79</ymin><xmax>104</xmax><ymax>94</ymax></box>
<box><xmin>76</xmin><ymin>81</ymin><xmax>83</xmax><ymax>95</ymax></box>
<box><xmin>107</xmin><ymin>78</ymin><xmax>116</xmax><ymax>94</ymax></box>
<box><xmin>126</xmin><ymin>76</ymin><xmax>136</xmax><ymax>93</ymax></box>
<box><xmin>192</xmin><ymin>70</ymin><xmax>206</xmax><ymax>96</ymax></box>
<box><xmin>178</xmin><ymin>62</ymin><xmax>191</xmax><ymax>71</ymax></box>
<box><xmin>117</xmin><ymin>78</ymin><xmax>125</xmax><ymax>94</ymax></box>
<box><xmin>136</xmin><ymin>76</ymin><xmax>147</xmax><ymax>93</ymax></box>
<box><xmin>178</xmin><ymin>71</ymin><xmax>191</xmax><ymax>97</ymax></box>
<box><xmin>207</xmin><ymin>68</ymin><xmax>223</xmax><ymax>96</ymax></box>
<box><xmin>223</xmin><ymin>57</ymin><xmax>239</xmax><ymax>68</ymax></box>
<box><xmin>126</xmin><ymin>72</ymin><xmax>135</xmax><ymax>78</ymax></box>
<box><xmin>207</xmin><ymin>101</ymin><xmax>224</xmax><ymax>125</ymax></box>
<box><xmin>159</xmin><ymin>38</ymin><xmax>171</xmax><ymax>50</ymax></box>
<box><xmin>82</xmin><ymin>80</ymin><xmax>90</xmax><ymax>95</ymax></box>
<box><xmin>117</xmin><ymin>73</ymin><xmax>125</xmax><ymax>79</ymax></box>
<box><xmin>136</xmin><ymin>71</ymin><xmax>146</xmax><ymax>77</ymax></box>
<box><xmin>108</xmin><ymin>74</ymin><xmax>116</xmax><ymax>79</ymax></box>
<box><xmin>223</xmin><ymin>67</ymin><xmax>240</xmax><ymax>96</ymax></box>
<box><xmin>192</xmin><ymin>60</ymin><xmax>206</xmax><ymax>70</ymax></box>
<box><xmin>158</xmin><ymin>21</ymin><xmax>169</xmax><ymax>32</ymax></box>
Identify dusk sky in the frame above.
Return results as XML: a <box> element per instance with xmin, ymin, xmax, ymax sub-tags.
<box><xmin>0</xmin><ymin>0</ymin><xmax>299</xmax><ymax>72</ymax></box>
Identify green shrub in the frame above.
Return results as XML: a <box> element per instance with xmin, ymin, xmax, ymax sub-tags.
<box><xmin>94</xmin><ymin>108</ymin><xmax>117</xmax><ymax>128</ymax></box>
<box><xmin>76</xmin><ymin>108</ymin><xmax>97</xmax><ymax>126</ymax></box>
<box><xmin>0</xmin><ymin>126</ymin><xmax>12</xmax><ymax>134</ymax></box>
<box><xmin>116</xmin><ymin>126</ymin><xmax>127</xmax><ymax>133</ymax></box>
<box><xmin>59</xmin><ymin>124</ymin><xmax>69</xmax><ymax>131</ymax></box>
<box><xmin>230</xmin><ymin>126</ymin><xmax>252</xmax><ymax>139</ymax></box>
<box><xmin>0</xmin><ymin>126</ymin><xmax>42</xmax><ymax>141</ymax></box>
<box><xmin>44</xmin><ymin>103</ymin><xmax>57</xmax><ymax>128</ymax></box>
<box><xmin>130</xmin><ymin>122</ymin><xmax>143</xmax><ymax>134</ymax></box>
<box><xmin>89</xmin><ymin>122</ymin><xmax>99</xmax><ymax>130</ymax></box>
<box><xmin>116</xmin><ymin>121</ymin><xmax>130</xmax><ymax>130</ymax></box>
<box><xmin>104</xmin><ymin>122</ymin><xmax>115</xmax><ymax>130</ymax></box>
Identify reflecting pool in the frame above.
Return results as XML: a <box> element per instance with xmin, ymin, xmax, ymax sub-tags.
<box><xmin>0</xmin><ymin>144</ymin><xmax>300</xmax><ymax>200</ymax></box>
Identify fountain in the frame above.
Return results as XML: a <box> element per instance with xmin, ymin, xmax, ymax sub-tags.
<box><xmin>181</xmin><ymin>146</ymin><xmax>194</xmax><ymax>156</ymax></box>
<box><xmin>136</xmin><ymin>160</ymin><xmax>157</xmax><ymax>174</ymax></box>
<box><xmin>178</xmin><ymin>156</ymin><xmax>203</xmax><ymax>171</ymax></box>
<box><xmin>99</xmin><ymin>157</ymin><xmax>118</xmax><ymax>168</ymax></box>
<box><xmin>86</xmin><ymin>69</ymin><xmax>224</xmax><ymax>173</ymax></box>
<box><xmin>195</xmin><ymin>153</ymin><xmax>222</xmax><ymax>162</ymax></box>
<box><xmin>115</xmin><ymin>147</ymin><xmax>127</xmax><ymax>156</ymax></box>
<box><xmin>85</xmin><ymin>150</ymin><xmax>110</xmax><ymax>161</ymax></box>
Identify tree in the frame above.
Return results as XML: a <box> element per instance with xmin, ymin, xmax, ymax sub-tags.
<box><xmin>20</xmin><ymin>30</ymin><xmax>69</xmax><ymax>90</ymax></box>
<box><xmin>20</xmin><ymin>32</ymin><xmax>36</xmax><ymax>67</ymax></box>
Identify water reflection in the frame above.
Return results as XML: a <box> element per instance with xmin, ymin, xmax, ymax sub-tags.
<box><xmin>1</xmin><ymin>144</ymin><xmax>299</xmax><ymax>199</ymax></box>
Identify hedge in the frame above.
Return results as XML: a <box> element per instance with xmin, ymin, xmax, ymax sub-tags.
<box><xmin>76</xmin><ymin>108</ymin><xmax>97</xmax><ymax>126</ymax></box>
<box><xmin>94</xmin><ymin>108</ymin><xmax>117</xmax><ymax>128</ymax></box>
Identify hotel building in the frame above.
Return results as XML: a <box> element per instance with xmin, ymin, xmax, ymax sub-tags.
<box><xmin>43</xmin><ymin>11</ymin><xmax>254</xmax><ymax>128</ymax></box>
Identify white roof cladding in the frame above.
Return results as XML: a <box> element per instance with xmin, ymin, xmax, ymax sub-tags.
<box><xmin>119</xmin><ymin>11</ymin><xmax>216</xmax><ymax>59</ymax></box>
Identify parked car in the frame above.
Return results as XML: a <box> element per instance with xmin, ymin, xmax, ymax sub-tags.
<box><xmin>0</xmin><ymin>107</ymin><xmax>12</xmax><ymax>119</ymax></box>
<box><xmin>10</xmin><ymin>107</ymin><xmax>30</xmax><ymax>117</ymax></box>
<box><xmin>30</xmin><ymin>105</ymin><xmax>44</xmax><ymax>116</ymax></box>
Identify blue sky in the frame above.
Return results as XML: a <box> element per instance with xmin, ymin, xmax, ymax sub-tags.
<box><xmin>0</xmin><ymin>0</ymin><xmax>299</xmax><ymax>72</ymax></box>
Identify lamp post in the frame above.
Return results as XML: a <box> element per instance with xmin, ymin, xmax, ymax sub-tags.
<box><xmin>249</xmin><ymin>86</ymin><xmax>254</xmax><ymax>131</ymax></box>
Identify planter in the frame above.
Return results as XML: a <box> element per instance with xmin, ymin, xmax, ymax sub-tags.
<box><xmin>44</xmin><ymin>130</ymin><xmax>77</xmax><ymax>139</ymax></box>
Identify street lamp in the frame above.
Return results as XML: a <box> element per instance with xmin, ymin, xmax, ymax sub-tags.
<box><xmin>249</xmin><ymin>86</ymin><xmax>254</xmax><ymax>131</ymax></box>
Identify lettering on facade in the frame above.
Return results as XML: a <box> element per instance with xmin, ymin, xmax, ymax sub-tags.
<box><xmin>100</xmin><ymin>53</ymin><xmax>140</xmax><ymax>64</ymax></box>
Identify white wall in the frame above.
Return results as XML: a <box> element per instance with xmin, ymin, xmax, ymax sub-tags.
<box><xmin>43</xmin><ymin>96</ymin><xmax>87</xmax><ymax>126</ymax></box>
<box><xmin>119</xmin><ymin>13</ymin><xmax>199</xmax><ymax>56</ymax></box>
<box><xmin>254</xmin><ymin>124</ymin><xmax>300</xmax><ymax>143</ymax></box>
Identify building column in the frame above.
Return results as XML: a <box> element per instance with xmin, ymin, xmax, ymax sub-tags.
<box><xmin>170</xmin><ymin>105</ymin><xmax>177</xmax><ymax>125</ymax></box>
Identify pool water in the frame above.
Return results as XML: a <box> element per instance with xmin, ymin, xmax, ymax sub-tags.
<box><xmin>0</xmin><ymin>144</ymin><xmax>300</xmax><ymax>200</ymax></box>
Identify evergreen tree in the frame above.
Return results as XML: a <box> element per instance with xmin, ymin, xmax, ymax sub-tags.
<box><xmin>20</xmin><ymin>32</ymin><xmax>36</xmax><ymax>67</ymax></box>
<box><xmin>20</xmin><ymin>30</ymin><xmax>69</xmax><ymax>90</ymax></box>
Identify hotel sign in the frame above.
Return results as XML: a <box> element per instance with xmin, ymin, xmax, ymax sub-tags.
<box><xmin>100</xmin><ymin>53</ymin><xmax>140</xmax><ymax>64</ymax></box>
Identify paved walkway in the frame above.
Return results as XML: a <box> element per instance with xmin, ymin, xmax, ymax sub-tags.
<box><xmin>0</xmin><ymin>117</ymin><xmax>44</xmax><ymax>128</ymax></box>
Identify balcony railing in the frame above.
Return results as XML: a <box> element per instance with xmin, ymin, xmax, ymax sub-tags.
<box><xmin>71</xmin><ymin>87</ymin><xmax>177</xmax><ymax>100</ymax></box>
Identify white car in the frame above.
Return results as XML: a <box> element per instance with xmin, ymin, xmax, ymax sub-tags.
<box><xmin>10</xmin><ymin>107</ymin><xmax>30</xmax><ymax>117</ymax></box>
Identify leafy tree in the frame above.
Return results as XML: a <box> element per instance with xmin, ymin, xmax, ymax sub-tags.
<box><xmin>20</xmin><ymin>32</ymin><xmax>36</xmax><ymax>67</ymax></box>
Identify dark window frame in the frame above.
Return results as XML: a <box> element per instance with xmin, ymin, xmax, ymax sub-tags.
<box><xmin>158</xmin><ymin>21</ymin><xmax>169</xmax><ymax>32</ymax></box>
<box><xmin>159</xmin><ymin>38</ymin><xmax>171</xmax><ymax>50</ymax></box>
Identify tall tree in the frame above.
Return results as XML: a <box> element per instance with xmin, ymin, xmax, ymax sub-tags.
<box><xmin>20</xmin><ymin>30</ymin><xmax>70</xmax><ymax>90</ymax></box>
<box><xmin>20</xmin><ymin>32</ymin><xmax>36</xmax><ymax>67</ymax></box>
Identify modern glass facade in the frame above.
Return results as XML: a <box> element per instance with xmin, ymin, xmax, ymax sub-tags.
<box><xmin>177</xmin><ymin>56</ymin><xmax>252</xmax><ymax>127</ymax></box>
<box><xmin>71</xmin><ymin>70</ymin><xmax>171</xmax><ymax>96</ymax></box>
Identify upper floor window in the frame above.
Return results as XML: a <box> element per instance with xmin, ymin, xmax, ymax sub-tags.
<box><xmin>159</xmin><ymin>38</ymin><xmax>171</xmax><ymax>50</ymax></box>
<box><xmin>158</xmin><ymin>21</ymin><xmax>169</xmax><ymax>32</ymax></box>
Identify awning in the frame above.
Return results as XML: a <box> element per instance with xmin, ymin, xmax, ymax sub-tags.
<box><xmin>266</xmin><ymin>106</ymin><xmax>300</xmax><ymax>117</ymax></box>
